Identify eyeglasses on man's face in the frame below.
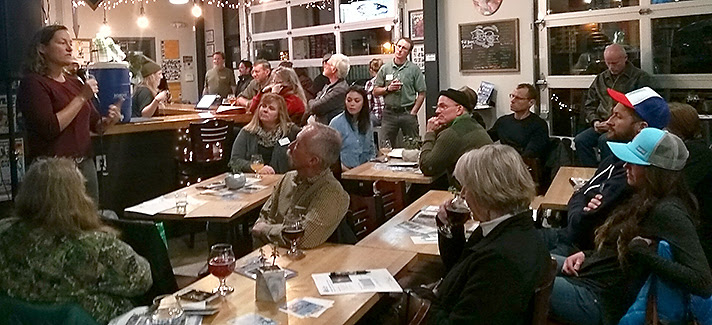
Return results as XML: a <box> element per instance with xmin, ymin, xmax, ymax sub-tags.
<box><xmin>509</xmin><ymin>93</ymin><xmax>531</xmax><ymax>101</ymax></box>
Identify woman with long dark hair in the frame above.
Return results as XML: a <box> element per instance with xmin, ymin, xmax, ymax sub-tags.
<box><xmin>329</xmin><ymin>85</ymin><xmax>375</xmax><ymax>170</ymax></box>
<box><xmin>17</xmin><ymin>25</ymin><xmax>121</xmax><ymax>202</ymax></box>
<box><xmin>549</xmin><ymin>128</ymin><xmax>712</xmax><ymax>325</ymax></box>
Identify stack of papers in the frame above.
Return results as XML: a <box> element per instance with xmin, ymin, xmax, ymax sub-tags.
<box><xmin>311</xmin><ymin>268</ymin><xmax>402</xmax><ymax>295</ymax></box>
<box><xmin>124</xmin><ymin>196</ymin><xmax>175</xmax><ymax>216</ymax></box>
<box><xmin>279</xmin><ymin>297</ymin><xmax>334</xmax><ymax>318</ymax></box>
<box><xmin>396</xmin><ymin>205</ymin><xmax>439</xmax><ymax>236</ymax></box>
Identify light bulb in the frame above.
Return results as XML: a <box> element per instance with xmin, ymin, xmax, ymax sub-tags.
<box><xmin>169</xmin><ymin>0</ymin><xmax>189</xmax><ymax>3</ymax></box>
<box><xmin>99</xmin><ymin>22</ymin><xmax>111</xmax><ymax>36</ymax></box>
<box><xmin>384</xmin><ymin>25</ymin><xmax>392</xmax><ymax>32</ymax></box>
<box><xmin>137</xmin><ymin>15</ymin><xmax>149</xmax><ymax>28</ymax></box>
<box><xmin>191</xmin><ymin>4</ymin><xmax>202</xmax><ymax>17</ymax></box>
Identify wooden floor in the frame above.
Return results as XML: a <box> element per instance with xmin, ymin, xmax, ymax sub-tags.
<box><xmin>166</xmin><ymin>232</ymin><xmax>210</xmax><ymax>288</ymax></box>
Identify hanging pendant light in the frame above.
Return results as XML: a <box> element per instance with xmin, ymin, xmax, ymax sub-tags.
<box><xmin>99</xmin><ymin>8</ymin><xmax>111</xmax><ymax>36</ymax></box>
<box><xmin>170</xmin><ymin>0</ymin><xmax>189</xmax><ymax>4</ymax></box>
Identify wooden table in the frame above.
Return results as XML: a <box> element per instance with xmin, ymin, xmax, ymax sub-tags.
<box><xmin>356</xmin><ymin>190</ymin><xmax>452</xmax><ymax>257</ymax></box>
<box><xmin>181</xmin><ymin>244</ymin><xmax>417</xmax><ymax>325</ymax></box>
<box><xmin>124</xmin><ymin>173</ymin><xmax>281</xmax><ymax>223</ymax></box>
<box><xmin>539</xmin><ymin>166</ymin><xmax>596</xmax><ymax>211</ymax></box>
<box><xmin>341</xmin><ymin>161</ymin><xmax>439</xmax><ymax>185</ymax></box>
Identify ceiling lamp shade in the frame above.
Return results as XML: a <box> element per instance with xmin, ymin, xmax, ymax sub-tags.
<box><xmin>169</xmin><ymin>0</ymin><xmax>189</xmax><ymax>4</ymax></box>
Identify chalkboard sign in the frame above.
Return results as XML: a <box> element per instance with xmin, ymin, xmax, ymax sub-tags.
<box><xmin>459</xmin><ymin>19</ymin><xmax>519</xmax><ymax>73</ymax></box>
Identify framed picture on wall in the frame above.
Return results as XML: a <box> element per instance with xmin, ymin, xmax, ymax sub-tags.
<box><xmin>206</xmin><ymin>44</ymin><xmax>215</xmax><ymax>57</ymax></box>
<box><xmin>410</xmin><ymin>43</ymin><xmax>425</xmax><ymax>72</ymax></box>
<box><xmin>205</xmin><ymin>29</ymin><xmax>214</xmax><ymax>44</ymax></box>
<box><xmin>409</xmin><ymin>10</ymin><xmax>424</xmax><ymax>41</ymax></box>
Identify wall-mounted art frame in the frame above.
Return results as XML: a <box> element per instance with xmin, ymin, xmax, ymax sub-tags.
<box><xmin>410</xmin><ymin>43</ymin><xmax>425</xmax><ymax>72</ymax></box>
<box><xmin>409</xmin><ymin>10</ymin><xmax>424</xmax><ymax>41</ymax></box>
<box><xmin>459</xmin><ymin>18</ymin><xmax>519</xmax><ymax>73</ymax></box>
<box><xmin>206</xmin><ymin>44</ymin><xmax>215</xmax><ymax>57</ymax></box>
<box><xmin>205</xmin><ymin>29</ymin><xmax>215</xmax><ymax>44</ymax></box>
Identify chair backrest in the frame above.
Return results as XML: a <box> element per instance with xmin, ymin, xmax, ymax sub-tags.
<box><xmin>188</xmin><ymin>119</ymin><xmax>232</xmax><ymax>163</ymax></box>
<box><xmin>531</xmin><ymin>256</ymin><xmax>558</xmax><ymax>325</ymax></box>
<box><xmin>0</xmin><ymin>294</ymin><xmax>99</xmax><ymax>325</ymax></box>
<box><xmin>102</xmin><ymin>218</ymin><xmax>178</xmax><ymax>306</ymax></box>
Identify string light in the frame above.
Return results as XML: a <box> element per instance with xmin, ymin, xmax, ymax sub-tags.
<box><xmin>191</xmin><ymin>2</ymin><xmax>203</xmax><ymax>17</ymax></box>
<box><xmin>98</xmin><ymin>8</ymin><xmax>111</xmax><ymax>36</ymax></box>
<box><xmin>73</xmin><ymin>0</ymin><xmax>241</xmax><ymax>10</ymax></box>
<box><xmin>136</xmin><ymin>2</ymin><xmax>148</xmax><ymax>28</ymax></box>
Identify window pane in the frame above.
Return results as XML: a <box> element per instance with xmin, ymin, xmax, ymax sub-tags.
<box><xmin>549</xmin><ymin>89</ymin><xmax>587</xmax><ymax>136</ymax></box>
<box><xmin>548</xmin><ymin>21</ymin><xmax>640</xmax><ymax>75</ymax></box>
<box><xmin>254</xmin><ymin>39</ymin><xmax>288</xmax><ymax>61</ymax></box>
<box><xmin>652</xmin><ymin>13</ymin><xmax>712</xmax><ymax>74</ymax></box>
<box><xmin>252</xmin><ymin>8</ymin><xmax>287</xmax><ymax>34</ymax></box>
<box><xmin>291</xmin><ymin>3</ymin><xmax>335</xmax><ymax>29</ymax></box>
<box><xmin>341</xmin><ymin>28</ymin><xmax>392</xmax><ymax>56</ymax></box>
<box><xmin>547</xmin><ymin>0</ymin><xmax>639</xmax><ymax>14</ymax></box>
<box><xmin>660</xmin><ymin>88</ymin><xmax>712</xmax><ymax>114</ymax></box>
<box><xmin>292</xmin><ymin>33</ymin><xmax>336</xmax><ymax>60</ymax></box>
<box><xmin>339</xmin><ymin>0</ymin><xmax>394</xmax><ymax>23</ymax></box>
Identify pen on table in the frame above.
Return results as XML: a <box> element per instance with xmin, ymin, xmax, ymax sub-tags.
<box><xmin>330</xmin><ymin>270</ymin><xmax>369</xmax><ymax>276</ymax></box>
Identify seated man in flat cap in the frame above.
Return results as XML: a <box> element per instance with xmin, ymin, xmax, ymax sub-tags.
<box><xmin>420</xmin><ymin>88</ymin><xmax>492</xmax><ymax>186</ymax></box>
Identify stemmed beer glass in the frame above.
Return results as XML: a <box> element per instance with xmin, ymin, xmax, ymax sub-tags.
<box><xmin>208</xmin><ymin>244</ymin><xmax>236</xmax><ymax>296</ymax></box>
<box><xmin>282</xmin><ymin>207</ymin><xmax>306</xmax><ymax>260</ymax></box>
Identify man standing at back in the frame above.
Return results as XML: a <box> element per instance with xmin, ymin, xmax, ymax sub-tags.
<box><xmin>236</xmin><ymin>59</ymin><xmax>271</xmax><ymax>107</ymax></box>
<box><xmin>575</xmin><ymin>44</ymin><xmax>655</xmax><ymax>166</ymax></box>
<box><xmin>373</xmin><ymin>38</ymin><xmax>426</xmax><ymax>145</ymax></box>
<box><xmin>203</xmin><ymin>51</ymin><xmax>236</xmax><ymax>98</ymax></box>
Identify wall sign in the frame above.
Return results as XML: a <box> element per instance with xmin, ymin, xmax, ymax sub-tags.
<box><xmin>459</xmin><ymin>18</ymin><xmax>519</xmax><ymax>73</ymax></box>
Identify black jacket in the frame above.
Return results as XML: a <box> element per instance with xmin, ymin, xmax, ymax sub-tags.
<box><xmin>430</xmin><ymin>211</ymin><xmax>550</xmax><ymax>324</ymax></box>
<box><xmin>564</xmin><ymin>155</ymin><xmax>631</xmax><ymax>251</ymax></box>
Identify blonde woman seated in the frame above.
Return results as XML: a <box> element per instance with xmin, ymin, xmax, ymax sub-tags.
<box><xmin>0</xmin><ymin>158</ymin><xmax>152</xmax><ymax>323</ymax></box>
<box><xmin>131</xmin><ymin>60</ymin><xmax>170</xmax><ymax>118</ymax></box>
<box><xmin>249</xmin><ymin>66</ymin><xmax>308</xmax><ymax>125</ymax></box>
<box><xmin>431</xmin><ymin>144</ymin><xmax>550</xmax><ymax>324</ymax></box>
<box><xmin>230</xmin><ymin>93</ymin><xmax>301</xmax><ymax>174</ymax></box>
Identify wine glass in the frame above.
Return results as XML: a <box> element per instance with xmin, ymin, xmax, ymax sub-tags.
<box><xmin>250</xmin><ymin>154</ymin><xmax>264</xmax><ymax>178</ymax></box>
<box><xmin>208</xmin><ymin>243</ymin><xmax>236</xmax><ymax>296</ymax></box>
<box><xmin>437</xmin><ymin>191</ymin><xmax>471</xmax><ymax>239</ymax></box>
<box><xmin>379</xmin><ymin>139</ymin><xmax>392</xmax><ymax>162</ymax></box>
<box><xmin>282</xmin><ymin>207</ymin><xmax>306</xmax><ymax>260</ymax></box>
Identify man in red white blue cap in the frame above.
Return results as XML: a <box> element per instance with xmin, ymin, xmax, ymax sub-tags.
<box><xmin>541</xmin><ymin>86</ymin><xmax>671</xmax><ymax>257</ymax></box>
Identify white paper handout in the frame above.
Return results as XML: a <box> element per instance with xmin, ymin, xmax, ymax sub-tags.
<box><xmin>311</xmin><ymin>268</ymin><xmax>402</xmax><ymax>295</ymax></box>
<box><xmin>124</xmin><ymin>196</ymin><xmax>175</xmax><ymax>216</ymax></box>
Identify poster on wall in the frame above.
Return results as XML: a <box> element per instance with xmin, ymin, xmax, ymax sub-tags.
<box><xmin>459</xmin><ymin>18</ymin><xmax>519</xmax><ymax>72</ymax></box>
<box><xmin>410</xmin><ymin>43</ymin><xmax>425</xmax><ymax>72</ymax></box>
<box><xmin>162</xmin><ymin>59</ymin><xmax>181</xmax><ymax>82</ymax></box>
<box><xmin>161</xmin><ymin>40</ymin><xmax>180</xmax><ymax>60</ymax></box>
<box><xmin>409</xmin><ymin>10</ymin><xmax>424</xmax><ymax>41</ymax></box>
<box><xmin>72</xmin><ymin>39</ymin><xmax>92</xmax><ymax>66</ymax></box>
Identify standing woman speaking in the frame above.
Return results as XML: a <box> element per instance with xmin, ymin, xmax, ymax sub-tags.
<box><xmin>17</xmin><ymin>25</ymin><xmax>121</xmax><ymax>202</ymax></box>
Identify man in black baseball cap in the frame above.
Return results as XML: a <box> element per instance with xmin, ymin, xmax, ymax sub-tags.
<box><xmin>419</xmin><ymin>88</ymin><xmax>492</xmax><ymax>186</ymax></box>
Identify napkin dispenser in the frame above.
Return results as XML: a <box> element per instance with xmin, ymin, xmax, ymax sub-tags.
<box><xmin>225</xmin><ymin>173</ymin><xmax>246</xmax><ymax>189</ymax></box>
<box><xmin>255</xmin><ymin>267</ymin><xmax>286</xmax><ymax>302</ymax></box>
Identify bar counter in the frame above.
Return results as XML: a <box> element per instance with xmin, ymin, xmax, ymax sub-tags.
<box><xmin>93</xmin><ymin>103</ymin><xmax>252</xmax><ymax>216</ymax></box>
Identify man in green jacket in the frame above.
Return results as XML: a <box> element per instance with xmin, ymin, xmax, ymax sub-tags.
<box><xmin>420</xmin><ymin>89</ymin><xmax>492</xmax><ymax>185</ymax></box>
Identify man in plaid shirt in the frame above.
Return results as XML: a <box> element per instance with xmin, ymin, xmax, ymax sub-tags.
<box><xmin>365</xmin><ymin>58</ymin><xmax>385</xmax><ymax>126</ymax></box>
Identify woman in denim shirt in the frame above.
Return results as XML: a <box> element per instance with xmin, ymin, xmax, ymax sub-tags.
<box><xmin>329</xmin><ymin>86</ymin><xmax>376</xmax><ymax>170</ymax></box>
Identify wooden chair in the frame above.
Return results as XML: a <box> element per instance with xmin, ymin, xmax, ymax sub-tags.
<box><xmin>532</xmin><ymin>256</ymin><xmax>558</xmax><ymax>325</ymax></box>
<box><xmin>102</xmin><ymin>217</ymin><xmax>179</xmax><ymax>305</ymax></box>
<box><xmin>176</xmin><ymin>119</ymin><xmax>234</xmax><ymax>184</ymax></box>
